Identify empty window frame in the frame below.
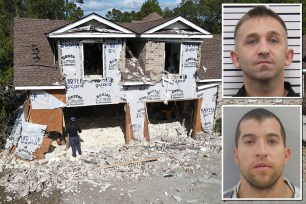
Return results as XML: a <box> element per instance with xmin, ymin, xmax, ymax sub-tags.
<box><xmin>83</xmin><ymin>42</ymin><xmax>103</xmax><ymax>78</ymax></box>
<box><xmin>164</xmin><ymin>43</ymin><xmax>181</xmax><ymax>74</ymax></box>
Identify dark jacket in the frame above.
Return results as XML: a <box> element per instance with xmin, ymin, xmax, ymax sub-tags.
<box><xmin>65</xmin><ymin>122</ymin><xmax>82</xmax><ymax>138</ymax></box>
<box><xmin>234</xmin><ymin>81</ymin><xmax>300</xmax><ymax>97</ymax></box>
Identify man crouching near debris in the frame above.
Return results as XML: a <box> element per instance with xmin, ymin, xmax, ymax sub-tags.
<box><xmin>65</xmin><ymin>116</ymin><xmax>82</xmax><ymax>157</ymax></box>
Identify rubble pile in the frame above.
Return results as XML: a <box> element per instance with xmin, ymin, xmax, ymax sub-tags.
<box><xmin>0</xmin><ymin>120</ymin><xmax>221</xmax><ymax>201</ymax></box>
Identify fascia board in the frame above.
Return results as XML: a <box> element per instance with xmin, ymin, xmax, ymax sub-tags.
<box><xmin>15</xmin><ymin>86</ymin><xmax>66</xmax><ymax>90</ymax></box>
<box><xmin>49</xmin><ymin>14</ymin><xmax>133</xmax><ymax>35</ymax></box>
<box><xmin>139</xmin><ymin>34</ymin><xmax>213</xmax><ymax>39</ymax></box>
<box><xmin>145</xmin><ymin>16</ymin><xmax>211</xmax><ymax>35</ymax></box>
<box><xmin>49</xmin><ymin>33</ymin><xmax>136</xmax><ymax>38</ymax></box>
<box><xmin>196</xmin><ymin>79</ymin><xmax>222</xmax><ymax>83</ymax></box>
<box><xmin>196</xmin><ymin>83</ymin><xmax>219</xmax><ymax>90</ymax></box>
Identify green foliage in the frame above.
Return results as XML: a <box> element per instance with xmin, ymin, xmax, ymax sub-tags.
<box><xmin>106</xmin><ymin>0</ymin><xmax>163</xmax><ymax>22</ymax></box>
<box><xmin>139</xmin><ymin>0</ymin><xmax>163</xmax><ymax>18</ymax></box>
<box><xmin>214</xmin><ymin>117</ymin><xmax>222</xmax><ymax>133</ymax></box>
<box><xmin>0</xmin><ymin>0</ymin><xmax>84</xmax><ymax>143</ymax></box>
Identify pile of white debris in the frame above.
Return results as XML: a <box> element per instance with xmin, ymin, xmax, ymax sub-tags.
<box><xmin>0</xmin><ymin>120</ymin><xmax>221</xmax><ymax>201</ymax></box>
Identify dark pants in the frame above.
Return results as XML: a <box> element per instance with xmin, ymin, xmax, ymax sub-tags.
<box><xmin>69</xmin><ymin>136</ymin><xmax>82</xmax><ymax>157</ymax></box>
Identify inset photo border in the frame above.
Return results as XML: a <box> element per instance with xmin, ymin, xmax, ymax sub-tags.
<box><xmin>222</xmin><ymin>105</ymin><xmax>302</xmax><ymax>200</ymax></box>
<box><xmin>222</xmin><ymin>3</ymin><xmax>302</xmax><ymax>98</ymax></box>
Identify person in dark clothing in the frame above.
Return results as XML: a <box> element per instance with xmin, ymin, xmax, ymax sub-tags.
<box><xmin>65</xmin><ymin>116</ymin><xmax>82</xmax><ymax>157</ymax></box>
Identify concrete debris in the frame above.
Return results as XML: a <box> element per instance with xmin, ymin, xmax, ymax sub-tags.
<box><xmin>172</xmin><ymin>194</ymin><xmax>183</xmax><ymax>202</ymax></box>
<box><xmin>0</xmin><ymin>120</ymin><xmax>221</xmax><ymax>201</ymax></box>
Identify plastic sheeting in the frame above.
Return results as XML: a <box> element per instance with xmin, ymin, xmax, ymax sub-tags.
<box><xmin>5</xmin><ymin>105</ymin><xmax>25</xmax><ymax>149</ymax></box>
<box><xmin>129</xmin><ymin>102</ymin><xmax>146</xmax><ymax>141</ymax></box>
<box><xmin>30</xmin><ymin>90</ymin><xmax>65</xmax><ymax>109</ymax></box>
<box><xmin>15</xmin><ymin>122</ymin><xmax>47</xmax><ymax>160</ymax></box>
<box><xmin>198</xmin><ymin>86</ymin><xmax>218</xmax><ymax>133</ymax></box>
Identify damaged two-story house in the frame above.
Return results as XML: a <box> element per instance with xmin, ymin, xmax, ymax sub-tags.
<box><xmin>12</xmin><ymin>12</ymin><xmax>221</xmax><ymax>158</ymax></box>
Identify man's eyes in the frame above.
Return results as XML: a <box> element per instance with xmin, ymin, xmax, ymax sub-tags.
<box><xmin>267</xmin><ymin>139</ymin><xmax>278</xmax><ymax>144</ymax></box>
<box><xmin>243</xmin><ymin>139</ymin><xmax>278</xmax><ymax>145</ymax></box>
<box><xmin>269</xmin><ymin>38</ymin><xmax>279</xmax><ymax>44</ymax></box>
<box><xmin>245</xmin><ymin>37</ymin><xmax>279</xmax><ymax>45</ymax></box>
<box><xmin>244</xmin><ymin>140</ymin><xmax>254</xmax><ymax>145</ymax></box>
<box><xmin>246</xmin><ymin>39</ymin><xmax>257</xmax><ymax>45</ymax></box>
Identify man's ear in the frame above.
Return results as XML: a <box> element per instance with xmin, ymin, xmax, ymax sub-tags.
<box><xmin>285</xmin><ymin>48</ymin><xmax>294</xmax><ymax>66</ymax></box>
<box><xmin>233</xmin><ymin>148</ymin><xmax>239</xmax><ymax>165</ymax></box>
<box><xmin>284</xmin><ymin>147</ymin><xmax>291</xmax><ymax>165</ymax></box>
<box><xmin>230</xmin><ymin>50</ymin><xmax>241</xmax><ymax>68</ymax></box>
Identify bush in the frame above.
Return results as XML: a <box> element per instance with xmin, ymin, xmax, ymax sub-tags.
<box><xmin>214</xmin><ymin>117</ymin><xmax>221</xmax><ymax>133</ymax></box>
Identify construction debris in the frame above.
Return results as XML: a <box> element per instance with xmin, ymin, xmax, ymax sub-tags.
<box><xmin>0</xmin><ymin>119</ymin><xmax>221</xmax><ymax>202</ymax></box>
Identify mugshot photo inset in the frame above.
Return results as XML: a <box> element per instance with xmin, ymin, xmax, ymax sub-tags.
<box><xmin>222</xmin><ymin>4</ymin><xmax>302</xmax><ymax>98</ymax></box>
<box><xmin>222</xmin><ymin>105</ymin><xmax>302</xmax><ymax>200</ymax></box>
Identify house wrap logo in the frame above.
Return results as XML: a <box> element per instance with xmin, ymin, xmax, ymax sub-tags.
<box><xmin>136</xmin><ymin>108</ymin><xmax>145</xmax><ymax>118</ymax></box>
<box><xmin>66</xmin><ymin>78</ymin><xmax>84</xmax><ymax>89</ymax></box>
<box><xmin>67</xmin><ymin>95</ymin><xmax>84</xmax><ymax>106</ymax></box>
<box><xmin>96</xmin><ymin>93</ymin><xmax>112</xmax><ymax>104</ymax></box>
<box><xmin>109</xmin><ymin>59</ymin><xmax>118</xmax><ymax>70</ymax></box>
<box><xmin>95</xmin><ymin>77</ymin><xmax>114</xmax><ymax>88</ymax></box>
<box><xmin>138</xmin><ymin>95</ymin><xmax>148</xmax><ymax>102</ymax></box>
<box><xmin>184</xmin><ymin>57</ymin><xmax>197</xmax><ymax>68</ymax></box>
<box><xmin>147</xmin><ymin>90</ymin><xmax>160</xmax><ymax>100</ymax></box>
<box><xmin>171</xmin><ymin>89</ymin><xmax>184</xmax><ymax>99</ymax></box>
<box><xmin>201</xmin><ymin>107</ymin><xmax>216</xmax><ymax>117</ymax></box>
<box><xmin>61</xmin><ymin>54</ymin><xmax>76</xmax><ymax>67</ymax></box>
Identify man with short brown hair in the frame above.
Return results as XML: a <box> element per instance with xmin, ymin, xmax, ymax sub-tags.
<box><xmin>231</xmin><ymin>6</ymin><xmax>298</xmax><ymax>97</ymax></box>
<box><xmin>223</xmin><ymin>108</ymin><xmax>300</xmax><ymax>198</ymax></box>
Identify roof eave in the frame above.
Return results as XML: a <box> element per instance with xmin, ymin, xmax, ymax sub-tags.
<box><xmin>48</xmin><ymin>33</ymin><xmax>136</xmax><ymax>38</ymax></box>
<box><xmin>49</xmin><ymin>13</ymin><xmax>134</xmax><ymax>35</ymax></box>
<box><xmin>15</xmin><ymin>86</ymin><xmax>66</xmax><ymax>90</ymax></box>
<box><xmin>145</xmin><ymin>16</ymin><xmax>211</xmax><ymax>35</ymax></box>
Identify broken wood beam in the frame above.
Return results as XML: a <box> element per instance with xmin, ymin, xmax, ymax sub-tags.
<box><xmin>125</xmin><ymin>103</ymin><xmax>133</xmax><ymax>144</ymax></box>
<box><xmin>99</xmin><ymin>157</ymin><xmax>158</xmax><ymax>169</ymax></box>
<box><xmin>192</xmin><ymin>98</ymin><xmax>203</xmax><ymax>139</ymax></box>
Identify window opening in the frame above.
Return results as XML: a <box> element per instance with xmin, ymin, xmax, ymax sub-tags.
<box><xmin>83</xmin><ymin>43</ymin><xmax>103</xmax><ymax>77</ymax></box>
<box><xmin>164</xmin><ymin>43</ymin><xmax>181</xmax><ymax>74</ymax></box>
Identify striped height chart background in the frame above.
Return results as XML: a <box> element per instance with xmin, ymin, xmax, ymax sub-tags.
<box><xmin>222</xmin><ymin>4</ymin><xmax>302</xmax><ymax>97</ymax></box>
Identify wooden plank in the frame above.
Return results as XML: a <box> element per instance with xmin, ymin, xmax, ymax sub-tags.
<box><xmin>192</xmin><ymin>98</ymin><xmax>203</xmax><ymax>139</ymax></box>
<box><xmin>99</xmin><ymin>157</ymin><xmax>158</xmax><ymax>169</ymax></box>
<box><xmin>31</xmin><ymin>108</ymin><xmax>63</xmax><ymax>133</ymax></box>
<box><xmin>143</xmin><ymin>107</ymin><xmax>149</xmax><ymax>142</ymax></box>
<box><xmin>125</xmin><ymin>103</ymin><xmax>133</xmax><ymax>144</ymax></box>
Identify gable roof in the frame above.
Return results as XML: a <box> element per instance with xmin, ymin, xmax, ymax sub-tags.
<box><xmin>132</xmin><ymin>12</ymin><xmax>163</xmax><ymax>23</ymax></box>
<box><xmin>120</xmin><ymin>14</ymin><xmax>212</xmax><ymax>39</ymax></box>
<box><xmin>14</xmin><ymin>18</ymin><xmax>71</xmax><ymax>89</ymax></box>
<box><xmin>197</xmin><ymin>34</ymin><xmax>222</xmax><ymax>81</ymax></box>
<box><xmin>48</xmin><ymin>13</ymin><xmax>134</xmax><ymax>38</ymax></box>
<box><xmin>14</xmin><ymin>13</ymin><xmax>214</xmax><ymax>89</ymax></box>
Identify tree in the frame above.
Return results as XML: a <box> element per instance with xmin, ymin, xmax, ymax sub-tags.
<box><xmin>138</xmin><ymin>0</ymin><xmax>163</xmax><ymax>19</ymax></box>
<box><xmin>0</xmin><ymin>0</ymin><xmax>84</xmax><ymax>147</ymax></box>
<box><xmin>24</xmin><ymin>0</ymin><xmax>83</xmax><ymax>20</ymax></box>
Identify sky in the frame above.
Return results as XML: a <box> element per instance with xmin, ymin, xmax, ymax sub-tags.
<box><xmin>80</xmin><ymin>0</ymin><xmax>181</xmax><ymax>17</ymax></box>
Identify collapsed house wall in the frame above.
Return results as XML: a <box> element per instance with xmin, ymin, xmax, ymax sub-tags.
<box><xmin>27</xmin><ymin>90</ymin><xmax>66</xmax><ymax>134</ymax></box>
<box><xmin>58</xmin><ymin>38</ymin><xmax>218</xmax><ymax>142</ymax></box>
<box><xmin>145</xmin><ymin>41</ymin><xmax>165</xmax><ymax>84</ymax></box>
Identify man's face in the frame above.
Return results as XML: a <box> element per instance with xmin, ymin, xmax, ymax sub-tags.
<box><xmin>234</xmin><ymin>118</ymin><xmax>291</xmax><ymax>190</ymax></box>
<box><xmin>231</xmin><ymin>16</ymin><xmax>294</xmax><ymax>82</ymax></box>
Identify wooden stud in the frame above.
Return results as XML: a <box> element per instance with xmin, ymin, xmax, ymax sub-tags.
<box><xmin>143</xmin><ymin>106</ymin><xmax>149</xmax><ymax>142</ymax></box>
<box><xmin>192</xmin><ymin>98</ymin><xmax>203</xmax><ymax>139</ymax></box>
<box><xmin>125</xmin><ymin>103</ymin><xmax>133</xmax><ymax>144</ymax></box>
